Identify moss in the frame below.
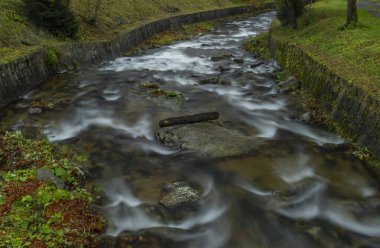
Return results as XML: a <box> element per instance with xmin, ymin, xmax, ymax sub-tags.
<box><xmin>164</xmin><ymin>90</ymin><xmax>179</xmax><ymax>98</ymax></box>
<box><xmin>46</xmin><ymin>49</ymin><xmax>59</xmax><ymax>73</ymax></box>
<box><xmin>149</xmin><ymin>88</ymin><xmax>180</xmax><ymax>98</ymax></box>
<box><xmin>140</xmin><ymin>82</ymin><xmax>183</xmax><ymax>99</ymax></box>
<box><xmin>140</xmin><ymin>82</ymin><xmax>160</xmax><ymax>89</ymax></box>
<box><xmin>242</xmin><ymin>32</ymin><xmax>271</xmax><ymax>60</ymax></box>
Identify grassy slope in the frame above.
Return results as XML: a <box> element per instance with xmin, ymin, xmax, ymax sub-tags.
<box><xmin>271</xmin><ymin>0</ymin><xmax>380</xmax><ymax>97</ymax></box>
<box><xmin>0</xmin><ymin>0</ymin><xmax>255</xmax><ymax>64</ymax></box>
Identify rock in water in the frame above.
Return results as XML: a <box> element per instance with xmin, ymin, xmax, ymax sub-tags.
<box><xmin>296</xmin><ymin>112</ymin><xmax>311</xmax><ymax>123</ymax></box>
<box><xmin>210</xmin><ymin>54</ymin><xmax>233</xmax><ymax>62</ymax></box>
<box><xmin>29</xmin><ymin>107</ymin><xmax>42</xmax><ymax>115</ymax></box>
<box><xmin>199</xmin><ymin>77</ymin><xmax>230</xmax><ymax>85</ymax></box>
<box><xmin>160</xmin><ymin>182</ymin><xmax>200</xmax><ymax>208</ymax></box>
<box><xmin>250</xmin><ymin>61</ymin><xmax>265</xmax><ymax>68</ymax></box>
<box><xmin>156</xmin><ymin>122</ymin><xmax>264</xmax><ymax>157</ymax></box>
<box><xmin>233</xmin><ymin>58</ymin><xmax>244</xmax><ymax>64</ymax></box>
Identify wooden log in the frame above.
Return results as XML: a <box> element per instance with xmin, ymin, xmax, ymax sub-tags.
<box><xmin>159</xmin><ymin>112</ymin><xmax>219</xmax><ymax>128</ymax></box>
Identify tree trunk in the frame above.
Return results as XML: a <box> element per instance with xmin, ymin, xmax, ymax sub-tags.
<box><xmin>288</xmin><ymin>0</ymin><xmax>298</xmax><ymax>29</ymax></box>
<box><xmin>347</xmin><ymin>0</ymin><xmax>358</xmax><ymax>25</ymax></box>
<box><xmin>159</xmin><ymin>112</ymin><xmax>219</xmax><ymax>127</ymax></box>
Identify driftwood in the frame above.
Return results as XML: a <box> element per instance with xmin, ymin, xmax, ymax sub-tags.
<box><xmin>159</xmin><ymin>112</ymin><xmax>219</xmax><ymax>128</ymax></box>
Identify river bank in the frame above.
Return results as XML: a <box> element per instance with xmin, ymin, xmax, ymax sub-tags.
<box><xmin>0</xmin><ymin>131</ymin><xmax>104</xmax><ymax>246</ymax></box>
<box><xmin>263</xmin><ymin>0</ymin><xmax>380</xmax><ymax>174</ymax></box>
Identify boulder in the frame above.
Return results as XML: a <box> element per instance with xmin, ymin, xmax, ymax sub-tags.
<box><xmin>156</xmin><ymin>122</ymin><xmax>264</xmax><ymax>157</ymax></box>
<box><xmin>199</xmin><ymin>77</ymin><xmax>230</xmax><ymax>85</ymax></box>
<box><xmin>159</xmin><ymin>182</ymin><xmax>200</xmax><ymax>209</ymax></box>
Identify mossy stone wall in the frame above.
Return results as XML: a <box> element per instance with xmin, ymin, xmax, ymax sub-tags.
<box><xmin>269</xmin><ymin>34</ymin><xmax>380</xmax><ymax>157</ymax></box>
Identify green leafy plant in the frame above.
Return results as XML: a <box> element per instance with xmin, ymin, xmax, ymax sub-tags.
<box><xmin>46</xmin><ymin>49</ymin><xmax>59</xmax><ymax>72</ymax></box>
<box><xmin>353</xmin><ymin>146</ymin><xmax>372</xmax><ymax>160</ymax></box>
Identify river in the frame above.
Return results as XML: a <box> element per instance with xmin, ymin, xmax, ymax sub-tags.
<box><xmin>1</xmin><ymin>12</ymin><xmax>380</xmax><ymax>248</ymax></box>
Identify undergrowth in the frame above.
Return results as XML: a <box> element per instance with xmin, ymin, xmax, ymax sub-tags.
<box><xmin>0</xmin><ymin>131</ymin><xmax>104</xmax><ymax>247</ymax></box>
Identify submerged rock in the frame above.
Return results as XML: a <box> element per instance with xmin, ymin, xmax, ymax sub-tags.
<box><xmin>159</xmin><ymin>182</ymin><xmax>200</xmax><ymax>209</ymax></box>
<box><xmin>29</xmin><ymin>107</ymin><xmax>43</xmax><ymax>115</ymax></box>
<box><xmin>217</xmin><ymin>65</ymin><xmax>228</xmax><ymax>73</ymax></box>
<box><xmin>199</xmin><ymin>77</ymin><xmax>230</xmax><ymax>85</ymax></box>
<box><xmin>156</xmin><ymin>122</ymin><xmax>264</xmax><ymax>157</ymax></box>
<box><xmin>296</xmin><ymin>112</ymin><xmax>312</xmax><ymax>123</ymax></box>
<box><xmin>250</xmin><ymin>61</ymin><xmax>265</xmax><ymax>68</ymax></box>
<box><xmin>210</xmin><ymin>54</ymin><xmax>233</xmax><ymax>62</ymax></box>
<box><xmin>233</xmin><ymin>58</ymin><xmax>245</xmax><ymax>64</ymax></box>
<box><xmin>267</xmin><ymin>178</ymin><xmax>326</xmax><ymax>210</ymax></box>
<box><xmin>116</xmin><ymin>231</ymin><xmax>172</xmax><ymax>248</ymax></box>
<box><xmin>98</xmin><ymin>235</ymin><xmax>117</xmax><ymax>248</ymax></box>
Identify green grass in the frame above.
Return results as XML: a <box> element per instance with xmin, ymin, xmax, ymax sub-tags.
<box><xmin>0</xmin><ymin>0</ymin><xmax>255</xmax><ymax>64</ymax></box>
<box><xmin>271</xmin><ymin>0</ymin><xmax>380</xmax><ymax>97</ymax></box>
<box><xmin>242</xmin><ymin>32</ymin><xmax>272</xmax><ymax>59</ymax></box>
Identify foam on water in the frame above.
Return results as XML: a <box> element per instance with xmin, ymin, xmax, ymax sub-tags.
<box><xmin>277</xmin><ymin>154</ymin><xmax>315</xmax><ymax>184</ymax></box>
<box><xmin>46</xmin><ymin>111</ymin><xmax>153</xmax><ymax>142</ymax></box>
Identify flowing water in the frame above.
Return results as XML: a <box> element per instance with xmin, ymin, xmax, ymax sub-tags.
<box><xmin>1</xmin><ymin>12</ymin><xmax>380</xmax><ymax>247</ymax></box>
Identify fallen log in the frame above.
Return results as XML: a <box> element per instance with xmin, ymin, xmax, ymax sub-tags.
<box><xmin>159</xmin><ymin>112</ymin><xmax>219</xmax><ymax>128</ymax></box>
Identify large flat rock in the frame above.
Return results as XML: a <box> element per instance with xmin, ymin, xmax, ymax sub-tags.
<box><xmin>155</xmin><ymin>122</ymin><xmax>264</xmax><ymax>157</ymax></box>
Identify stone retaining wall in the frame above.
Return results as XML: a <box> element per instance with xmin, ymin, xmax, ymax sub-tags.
<box><xmin>269</xmin><ymin>34</ymin><xmax>380</xmax><ymax>157</ymax></box>
<box><xmin>0</xmin><ymin>3</ymin><xmax>273</xmax><ymax>107</ymax></box>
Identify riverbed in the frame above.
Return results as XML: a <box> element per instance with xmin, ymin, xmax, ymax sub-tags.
<box><xmin>1</xmin><ymin>12</ymin><xmax>379</xmax><ymax>247</ymax></box>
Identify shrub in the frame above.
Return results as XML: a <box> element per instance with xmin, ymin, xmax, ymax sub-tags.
<box><xmin>46</xmin><ymin>49</ymin><xmax>59</xmax><ymax>72</ymax></box>
<box><xmin>275</xmin><ymin>0</ymin><xmax>306</xmax><ymax>27</ymax></box>
<box><xmin>23</xmin><ymin>0</ymin><xmax>79</xmax><ymax>38</ymax></box>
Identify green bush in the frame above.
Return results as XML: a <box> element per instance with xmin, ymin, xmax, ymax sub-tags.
<box><xmin>275</xmin><ymin>0</ymin><xmax>306</xmax><ymax>26</ymax></box>
<box><xmin>23</xmin><ymin>0</ymin><xmax>79</xmax><ymax>38</ymax></box>
<box><xmin>46</xmin><ymin>49</ymin><xmax>59</xmax><ymax>72</ymax></box>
